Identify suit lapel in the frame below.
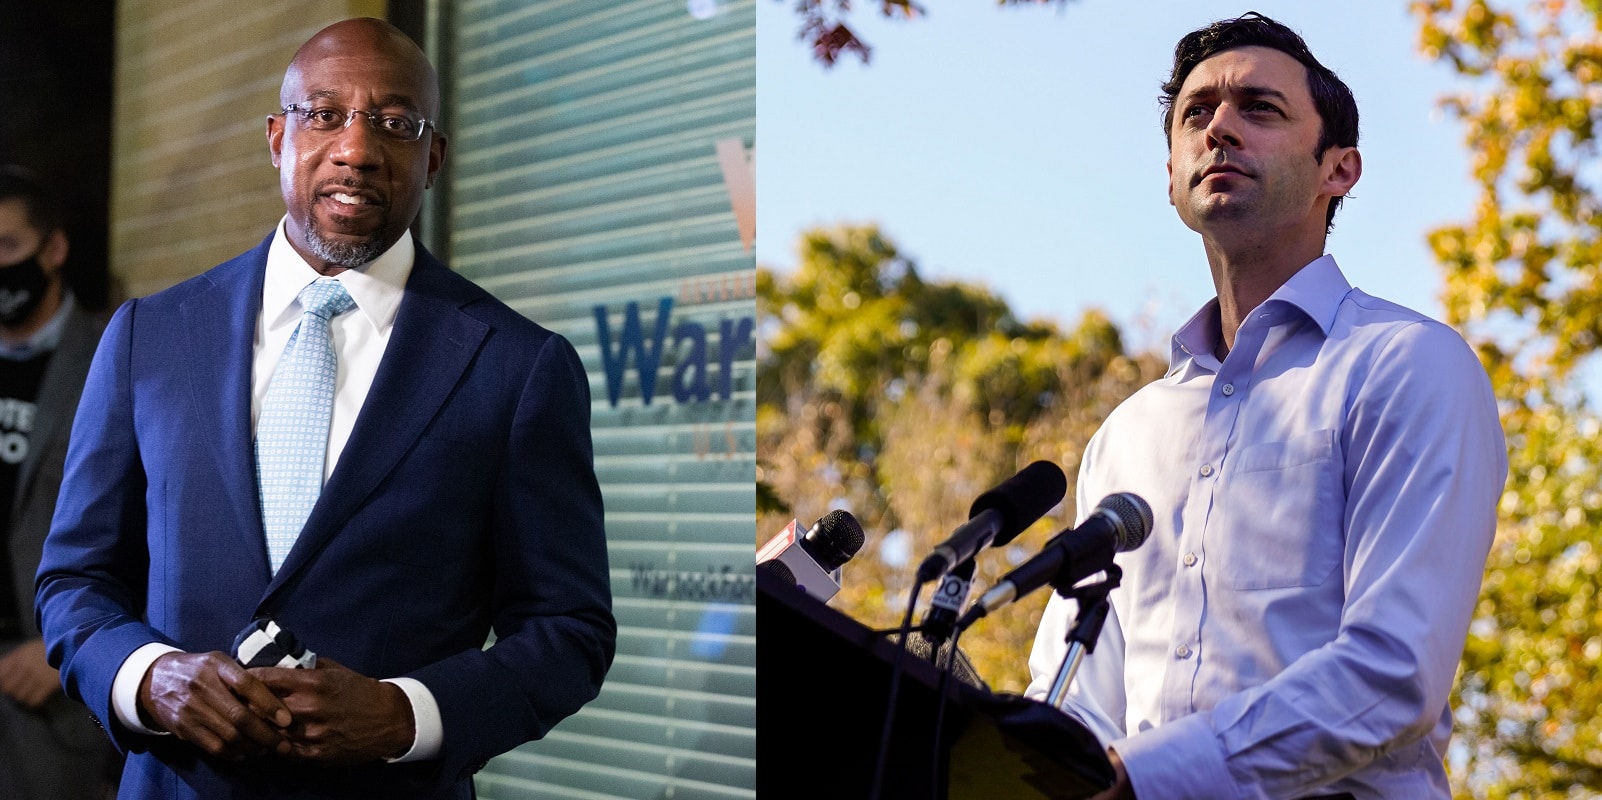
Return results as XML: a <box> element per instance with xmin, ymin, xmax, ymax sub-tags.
<box><xmin>179</xmin><ymin>238</ymin><xmax>273</xmax><ymax>580</ymax></box>
<box><xmin>265</xmin><ymin>247</ymin><xmax>489</xmax><ymax>595</ymax></box>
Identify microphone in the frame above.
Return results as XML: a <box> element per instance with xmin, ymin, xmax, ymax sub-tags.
<box><xmin>915</xmin><ymin>461</ymin><xmax>1067</xmax><ymax>583</ymax></box>
<box><xmin>958</xmin><ymin>492</ymin><xmax>1152</xmax><ymax>629</ymax></box>
<box><xmin>233</xmin><ymin>617</ymin><xmax>316</xmax><ymax>669</ymax></box>
<box><xmin>918</xmin><ymin>558</ymin><xmax>975</xmax><ymax>651</ymax></box>
<box><xmin>756</xmin><ymin>509</ymin><xmax>865</xmax><ymax>601</ymax></box>
<box><xmin>756</xmin><ymin>558</ymin><xmax>797</xmax><ymax>587</ymax></box>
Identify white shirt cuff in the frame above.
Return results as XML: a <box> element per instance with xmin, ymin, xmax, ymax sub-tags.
<box><xmin>112</xmin><ymin>642</ymin><xmax>183</xmax><ymax>734</ymax></box>
<box><xmin>381</xmin><ymin>677</ymin><xmax>442</xmax><ymax>762</ymax></box>
<box><xmin>1114</xmin><ymin>713</ymin><xmax>1235</xmax><ymax>800</ymax></box>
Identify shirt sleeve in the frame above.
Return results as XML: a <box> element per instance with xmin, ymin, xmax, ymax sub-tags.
<box><xmin>1024</xmin><ymin>431</ymin><xmax>1130</xmax><ymax>749</ymax></box>
<box><xmin>1115</xmin><ymin>321</ymin><xmax>1507</xmax><ymax>799</ymax></box>
<box><xmin>382</xmin><ymin>677</ymin><xmax>443</xmax><ymax>762</ymax></box>
<box><xmin>111</xmin><ymin>642</ymin><xmax>182</xmax><ymax>734</ymax></box>
<box><xmin>1026</xmin><ymin>590</ymin><xmax>1129</xmax><ymax>749</ymax></box>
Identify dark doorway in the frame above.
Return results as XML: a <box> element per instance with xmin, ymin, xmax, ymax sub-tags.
<box><xmin>0</xmin><ymin>0</ymin><xmax>116</xmax><ymax>311</ymax></box>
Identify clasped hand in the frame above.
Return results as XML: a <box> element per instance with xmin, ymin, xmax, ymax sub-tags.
<box><xmin>138</xmin><ymin>652</ymin><xmax>414</xmax><ymax>764</ymax></box>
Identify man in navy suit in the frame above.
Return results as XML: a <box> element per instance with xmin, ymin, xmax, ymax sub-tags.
<box><xmin>35</xmin><ymin>18</ymin><xmax>614</xmax><ymax>798</ymax></box>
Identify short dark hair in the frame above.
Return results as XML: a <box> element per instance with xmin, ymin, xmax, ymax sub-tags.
<box><xmin>0</xmin><ymin>166</ymin><xmax>64</xmax><ymax>237</ymax></box>
<box><xmin>1159</xmin><ymin>12</ymin><xmax>1359</xmax><ymax>231</ymax></box>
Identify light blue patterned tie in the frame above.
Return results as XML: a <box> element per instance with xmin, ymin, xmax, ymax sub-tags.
<box><xmin>256</xmin><ymin>278</ymin><xmax>354</xmax><ymax>574</ymax></box>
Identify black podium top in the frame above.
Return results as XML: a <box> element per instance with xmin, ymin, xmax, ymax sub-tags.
<box><xmin>757</xmin><ymin>572</ymin><xmax>1112</xmax><ymax>799</ymax></box>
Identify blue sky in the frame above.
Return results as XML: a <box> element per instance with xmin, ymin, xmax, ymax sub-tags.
<box><xmin>756</xmin><ymin>1</ymin><xmax>1477</xmax><ymax>351</ymax></box>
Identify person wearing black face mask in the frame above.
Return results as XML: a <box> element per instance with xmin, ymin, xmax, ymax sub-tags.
<box><xmin>0</xmin><ymin>242</ymin><xmax>56</xmax><ymax>327</ymax></box>
<box><xmin>0</xmin><ymin>167</ymin><xmax>115</xmax><ymax>800</ymax></box>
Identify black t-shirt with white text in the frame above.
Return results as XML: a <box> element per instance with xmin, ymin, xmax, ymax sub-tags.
<box><xmin>0</xmin><ymin>351</ymin><xmax>52</xmax><ymax>640</ymax></box>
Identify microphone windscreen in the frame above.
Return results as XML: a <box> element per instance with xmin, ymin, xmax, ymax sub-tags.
<box><xmin>969</xmin><ymin>461</ymin><xmax>1068</xmax><ymax>547</ymax></box>
<box><xmin>1097</xmin><ymin>492</ymin><xmax>1154</xmax><ymax>551</ymax></box>
<box><xmin>895</xmin><ymin>631</ymin><xmax>988</xmax><ymax>691</ymax></box>
<box><xmin>802</xmin><ymin>509</ymin><xmax>866</xmax><ymax>572</ymax></box>
<box><xmin>757</xmin><ymin>558</ymin><xmax>798</xmax><ymax>586</ymax></box>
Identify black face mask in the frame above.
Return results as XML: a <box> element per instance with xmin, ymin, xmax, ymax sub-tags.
<box><xmin>0</xmin><ymin>243</ymin><xmax>51</xmax><ymax>326</ymax></box>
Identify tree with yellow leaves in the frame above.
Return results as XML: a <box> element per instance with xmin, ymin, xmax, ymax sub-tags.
<box><xmin>1414</xmin><ymin>1</ymin><xmax>1602</xmax><ymax>794</ymax></box>
<box><xmin>758</xmin><ymin>224</ymin><xmax>1163</xmax><ymax>692</ymax></box>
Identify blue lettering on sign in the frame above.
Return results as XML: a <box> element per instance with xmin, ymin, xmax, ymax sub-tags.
<box><xmin>672</xmin><ymin>320</ymin><xmax>709</xmax><ymax>403</ymax></box>
<box><xmin>594</xmin><ymin>298</ymin><xmax>673</xmax><ymax>406</ymax></box>
<box><xmin>594</xmin><ymin>298</ymin><xmax>754</xmax><ymax>407</ymax></box>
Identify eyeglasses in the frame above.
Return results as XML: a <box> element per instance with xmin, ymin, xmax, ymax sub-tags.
<box><xmin>279</xmin><ymin>103</ymin><xmax>434</xmax><ymax>142</ymax></box>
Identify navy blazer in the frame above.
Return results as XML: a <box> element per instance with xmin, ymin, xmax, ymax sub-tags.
<box><xmin>36</xmin><ymin>234</ymin><xmax>615</xmax><ymax>799</ymax></box>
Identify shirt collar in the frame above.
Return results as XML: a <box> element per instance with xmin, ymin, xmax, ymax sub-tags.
<box><xmin>1170</xmin><ymin>297</ymin><xmax>1223</xmax><ymax>373</ymax></box>
<box><xmin>263</xmin><ymin>217</ymin><xmax>413</xmax><ymax>334</ymax></box>
<box><xmin>1263</xmin><ymin>254</ymin><xmax>1350</xmax><ymax>336</ymax></box>
<box><xmin>1168</xmin><ymin>254</ymin><xmax>1352</xmax><ymax>373</ymax></box>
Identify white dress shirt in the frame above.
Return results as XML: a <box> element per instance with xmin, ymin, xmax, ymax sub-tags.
<box><xmin>1026</xmin><ymin>256</ymin><xmax>1506</xmax><ymax>798</ymax></box>
<box><xmin>110</xmin><ymin>220</ymin><xmax>443</xmax><ymax>762</ymax></box>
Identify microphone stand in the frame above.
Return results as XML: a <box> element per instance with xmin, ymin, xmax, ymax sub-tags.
<box><xmin>1045</xmin><ymin>564</ymin><xmax>1122</xmax><ymax>711</ymax></box>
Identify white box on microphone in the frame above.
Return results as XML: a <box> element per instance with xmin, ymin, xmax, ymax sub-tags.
<box><xmin>756</xmin><ymin>518</ymin><xmax>843</xmax><ymax>602</ymax></box>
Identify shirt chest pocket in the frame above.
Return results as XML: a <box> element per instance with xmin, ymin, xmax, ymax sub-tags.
<box><xmin>1213</xmin><ymin>428</ymin><xmax>1344</xmax><ymax>591</ymax></box>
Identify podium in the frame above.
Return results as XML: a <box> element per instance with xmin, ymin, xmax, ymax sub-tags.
<box><xmin>757</xmin><ymin>572</ymin><xmax>1113</xmax><ymax>799</ymax></box>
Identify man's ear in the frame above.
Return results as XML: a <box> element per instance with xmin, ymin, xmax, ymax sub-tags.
<box><xmin>267</xmin><ymin>114</ymin><xmax>286</xmax><ymax>169</ymax></box>
<box><xmin>1321</xmin><ymin>145</ymin><xmax>1361</xmax><ymax>200</ymax></box>
<box><xmin>425</xmin><ymin>132</ymin><xmax>448</xmax><ymax>189</ymax></box>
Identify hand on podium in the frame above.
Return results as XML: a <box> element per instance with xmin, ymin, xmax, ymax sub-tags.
<box><xmin>1088</xmin><ymin>749</ymin><xmax>1134</xmax><ymax>800</ymax></box>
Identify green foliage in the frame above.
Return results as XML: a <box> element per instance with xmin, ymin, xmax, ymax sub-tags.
<box><xmin>757</xmin><ymin>224</ymin><xmax>1162</xmax><ymax>692</ymax></box>
<box><xmin>1414</xmin><ymin>1</ymin><xmax>1602</xmax><ymax>795</ymax></box>
<box><xmin>760</xmin><ymin>225</ymin><xmax>1127</xmax><ymax>454</ymax></box>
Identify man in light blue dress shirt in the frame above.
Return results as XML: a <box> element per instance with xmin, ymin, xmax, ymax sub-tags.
<box><xmin>1026</xmin><ymin>14</ymin><xmax>1507</xmax><ymax>799</ymax></box>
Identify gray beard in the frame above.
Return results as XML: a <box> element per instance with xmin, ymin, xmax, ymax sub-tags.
<box><xmin>305</xmin><ymin>217</ymin><xmax>386</xmax><ymax>268</ymax></box>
